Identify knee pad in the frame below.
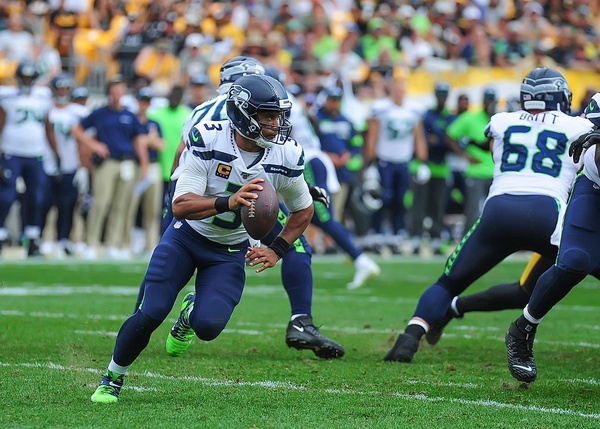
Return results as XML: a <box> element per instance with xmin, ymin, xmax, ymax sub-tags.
<box><xmin>559</xmin><ymin>248</ymin><xmax>595</xmax><ymax>274</ymax></box>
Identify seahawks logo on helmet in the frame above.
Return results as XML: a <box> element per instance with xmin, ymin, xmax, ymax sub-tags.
<box><xmin>584</xmin><ymin>93</ymin><xmax>600</xmax><ymax>127</ymax></box>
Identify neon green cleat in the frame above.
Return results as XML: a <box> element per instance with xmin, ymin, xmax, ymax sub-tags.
<box><xmin>91</xmin><ymin>370</ymin><xmax>124</xmax><ymax>403</ymax></box>
<box><xmin>166</xmin><ymin>292</ymin><xmax>196</xmax><ymax>357</ymax></box>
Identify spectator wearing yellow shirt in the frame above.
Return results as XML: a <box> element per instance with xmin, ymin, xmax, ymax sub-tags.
<box><xmin>134</xmin><ymin>38</ymin><xmax>181</xmax><ymax>97</ymax></box>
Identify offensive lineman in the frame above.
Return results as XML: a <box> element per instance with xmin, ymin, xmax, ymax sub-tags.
<box><xmin>384</xmin><ymin>68</ymin><xmax>592</xmax><ymax>363</ymax></box>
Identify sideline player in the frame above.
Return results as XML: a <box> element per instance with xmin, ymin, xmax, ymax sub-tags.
<box><xmin>384</xmin><ymin>68</ymin><xmax>592</xmax><ymax>363</ymax></box>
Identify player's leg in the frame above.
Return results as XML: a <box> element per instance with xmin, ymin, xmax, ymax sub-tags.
<box><xmin>56</xmin><ymin>172</ymin><xmax>78</xmax><ymax>255</ymax></box>
<box><xmin>263</xmin><ymin>206</ymin><xmax>345</xmax><ymax>358</ymax></box>
<box><xmin>385</xmin><ymin>194</ymin><xmax>559</xmax><ymax>363</ymax></box>
<box><xmin>0</xmin><ymin>154</ymin><xmax>21</xmax><ymax>253</ymax></box>
<box><xmin>307</xmin><ymin>158</ymin><xmax>379</xmax><ymax>289</ymax></box>
<box><xmin>389</xmin><ymin>162</ymin><xmax>410</xmax><ymax>242</ymax></box>
<box><xmin>86</xmin><ymin>160</ymin><xmax>119</xmax><ymax>254</ymax></box>
<box><xmin>371</xmin><ymin>160</ymin><xmax>393</xmax><ymax>251</ymax></box>
<box><xmin>91</xmin><ymin>219</ymin><xmax>197</xmax><ymax>403</ymax></box>
<box><xmin>426</xmin><ymin>253</ymin><xmax>553</xmax><ymax>346</ymax></box>
<box><xmin>507</xmin><ymin>176</ymin><xmax>599</xmax><ymax>382</ymax></box>
<box><xmin>21</xmin><ymin>157</ymin><xmax>47</xmax><ymax>256</ymax></box>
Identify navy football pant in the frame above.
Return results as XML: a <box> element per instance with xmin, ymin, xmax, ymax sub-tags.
<box><xmin>528</xmin><ymin>175</ymin><xmax>600</xmax><ymax>319</ymax></box>
<box><xmin>305</xmin><ymin>157</ymin><xmax>361</xmax><ymax>260</ymax></box>
<box><xmin>413</xmin><ymin>194</ymin><xmax>559</xmax><ymax>326</ymax></box>
<box><xmin>114</xmin><ymin>219</ymin><xmax>247</xmax><ymax>366</ymax></box>
<box><xmin>371</xmin><ymin>160</ymin><xmax>410</xmax><ymax>234</ymax></box>
<box><xmin>135</xmin><ymin>182</ymin><xmax>314</xmax><ymax>317</ymax></box>
<box><xmin>0</xmin><ymin>154</ymin><xmax>46</xmax><ymax>231</ymax></box>
<box><xmin>40</xmin><ymin>172</ymin><xmax>78</xmax><ymax>241</ymax></box>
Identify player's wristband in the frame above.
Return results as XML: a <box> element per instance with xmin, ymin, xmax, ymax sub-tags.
<box><xmin>268</xmin><ymin>236</ymin><xmax>290</xmax><ymax>259</ymax></box>
<box><xmin>214</xmin><ymin>196</ymin><xmax>229</xmax><ymax>213</ymax></box>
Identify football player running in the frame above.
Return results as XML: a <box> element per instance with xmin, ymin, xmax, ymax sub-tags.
<box><xmin>384</xmin><ymin>68</ymin><xmax>592</xmax><ymax>363</ymax></box>
<box><xmin>505</xmin><ymin>91</ymin><xmax>600</xmax><ymax>383</ymax></box>
<box><xmin>133</xmin><ymin>57</ymin><xmax>345</xmax><ymax>361</ymax></box>
<box><xmin>0</xmin><ymin>61</ymin><xmax>58</xmax><ymax>256</ymax></box>
<box><xmin>92</xmin><ymin>74</ymin><xmax>315</xmax><ymax>403</ymax></box>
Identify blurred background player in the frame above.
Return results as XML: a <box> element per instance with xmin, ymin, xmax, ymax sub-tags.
<box><xmin>265</xmin><ymin>67</ymin><xmax>380</xmax><ymax>289</ymax></box>
<box><xmin>0</xmin><ymin>61</ymin><xmax>58</xmax><ymax>257</ymax></box>
<box><xmin>40</xmin><ymin>73</ymin><xmax>88</xmax><ymax>257</ymax></box>
<box><xmin>365</xmin><ymin>78</ymin><xmax>428</xmax><ymax>254</ymax></box>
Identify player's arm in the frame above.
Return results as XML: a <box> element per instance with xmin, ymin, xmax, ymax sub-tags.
<box><xmin>44</xmin><ymin>116</ymin><xmax>59</xmax><ymax>159</ymax></box>
<box><xmin>364</xmin><ymin>116</ymin><xmax>379</xmax><ymax>164</ymax></box>
<box><xmin>0</xmin><ymin>105</ymin><xmax>6</xmax><ymax>137</ymax></box>
<box><xmin>133</xmin><ymin>133</ymin><xmax>149</xmax><ymax>177</ymax></box>
<box><xmin>413</xmin><ymin>121</ymin><xmax>428</xmax><ymax>162</ymax></box>
<box><xmin>173</xmin><ymin>158</ymin><xmax>262</xmax><ymax>220</ymax></box>
<box><xmin>246</xmin><ymin>179</ymin><xmax>313</xmax><ymax>273</ymax></box>
<box><xmin>72</xmin><ymin>123</ymin><xmax>109</xmax><ymax>158</ymax></box>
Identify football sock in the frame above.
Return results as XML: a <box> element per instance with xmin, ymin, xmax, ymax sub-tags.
<box><xmin>405</xmin><ymin>322</ymin><xmax>426</xmax><ymax>340</ymax></box>
<box><xmin>527</xmin><ymin>266</ymin><xmax>586</xmax><ymax>319</ymax></box>
<box><xmin>108</xmin><ymin>358</ymin><xmax>130</xmax><ymax>375</ymax></box>
<box><xmin>281</xmin><ymin>249</ymin><xmax>312</xmax><ymax>316</ymax></box>
<box><xmin>291</xmin><ymin>314</ymin><xmax>308</xmax><ymax>321</ymax></box>
<box><xmin>113</xmin><ymin>310</ymin><xmax>162</xmax><ymax>367</ymax></box>
<box><xmin>413</xmin><ymin>283</ymin><xmax>453</xmax><ymax>326</ymax></box>
<box><xmin>457</xmin><ymin>281</ymin><xmax>529</xmax><ymax>313</ymax></box>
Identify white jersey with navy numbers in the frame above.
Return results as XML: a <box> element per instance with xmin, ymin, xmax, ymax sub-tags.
<box><xmin>174</xmin><ymin>120</ymin><xmax>312</xmax><ymax>245</ymax></box>
<box><xmin>0</xmin><ymin>86</ymin><xmax>52</xmax><ymax>157</ymax></box>
<box><xmin>45</xmin><ymin>102</ymin><xmax>90</xmax><ymax>174</ymax></box>
<box><xmin>371</xmin><ymin>98</ymin><xmax>421</xmax><ymax>164</ymax></box>
<box><xmin>486</xmin><ymin>110</ymin><xmax>592</xmax><ymax>245</ymax></box>
<box><xmin>486</xmin><ymin>110</ymin><xmax>591</xmax><ymax>203</ymax></box>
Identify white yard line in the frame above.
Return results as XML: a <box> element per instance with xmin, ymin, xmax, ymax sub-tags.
<box><xmin>1</xmin><ymin>361</ymin><xmax>598</xmax><ymax>420</ymax></box>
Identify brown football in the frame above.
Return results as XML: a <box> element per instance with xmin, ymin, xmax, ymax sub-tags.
<box><xmin>240</xmin><ymin>180</ymin><xmax>279</xmax><ymax>240</ymax></box>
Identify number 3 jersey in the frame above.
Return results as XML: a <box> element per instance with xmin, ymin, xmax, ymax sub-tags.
<box><xmin>486</xmin><ymin>110</ymin><xmax>592</xmax><ymax>203</ymax></box>
<box><xmin>0</xmin><ymin>86</ymin><xmax>52</xmax><ymax>158</ymax></box>
<box><xmin>174</xmin><ymin>120</ymin><xmax>312</xmax><ymax>245</ymax></box>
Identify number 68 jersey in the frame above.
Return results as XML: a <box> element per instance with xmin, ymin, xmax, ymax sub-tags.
<box><xmin>485</xmin><ymin>110</ymin><xmax>592</xmax><ymax>204</ymax></box>
<box><xmin>174</xmin><ymin>120</ymin><xmax>312</xmax><ymax>245</ymax></box>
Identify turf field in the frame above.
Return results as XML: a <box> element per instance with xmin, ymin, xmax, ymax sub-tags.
<box><xmin>1</xmin><ymin>255</ymin><xmax>600</xmax><ymax>428</ymax></box>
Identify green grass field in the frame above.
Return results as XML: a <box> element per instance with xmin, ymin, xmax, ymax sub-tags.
<box><xmin>1</xmin><ymin>255</ymin><xmax>600</xmax><ymax>428</ymax></box>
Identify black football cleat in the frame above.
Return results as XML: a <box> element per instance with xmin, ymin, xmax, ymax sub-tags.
<box><xmin>285</xmin><ymin>315</ymin><xmax>345</xmax><ymax>359</ymax></box>
<box><xmin>384</xmin><ymin>333</ymin><xmax>420</xmax><ymax>363</ymax></box>
<box><xmin>505</xmin><ymin>320</ymin><xmax>537</xmax><ymax>383</ymax></box>
<box><xmin>27</xmin><ymin>238</ymin><xmax>41</xmax><ymax>257</ymax></box>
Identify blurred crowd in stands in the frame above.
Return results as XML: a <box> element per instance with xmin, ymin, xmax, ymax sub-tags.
<box><xmin>0</xmin><ymin>0</ymin><xmax>599</xmax><ymax>260</ymax></box>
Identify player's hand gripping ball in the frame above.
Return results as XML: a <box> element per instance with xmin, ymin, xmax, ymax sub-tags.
<box><xmin>240</xmin><ymin>180</ymin><xmax>279</xmax><ymax>239</ymax></box>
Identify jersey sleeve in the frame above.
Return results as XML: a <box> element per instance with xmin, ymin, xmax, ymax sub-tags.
<box><xmin>272</xmin><ymin>138</ymin><xmax>312</xmax><ymax>211</ymax></box>
<box><xmin>173</xmin><ymin>154</ymin><xmax>209</xmax><ymax>200</ymax></box>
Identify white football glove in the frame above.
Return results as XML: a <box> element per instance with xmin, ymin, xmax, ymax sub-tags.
<box><xmin>73</xmin><ymin>167</ymin><xmax>89</xmax><ymax>195</ymax></box>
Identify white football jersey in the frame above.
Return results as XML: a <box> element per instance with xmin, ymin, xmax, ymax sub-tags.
<box><xmin>0</xmin><ymin>87</ymin><xmax>52</xmax><ymax>157</ymax></box>
<box><xmin>174</xmin><ymin>120</ymin><xmax>312</xmax><ymax>245</ymax></box>
<box><xmin>486</xmin><ymin>110</ymin><xmax>591</xmax><ymax>202</ymax></box>
<box><xmin>371</xmin><ymin>98</ymin><xmax>421</xmax><ymax>164</ymax></box>
<box><xmin>486</xmin><ymin>110</ymin><xmax>592</xmax><ymax>245</ymax></box>
<box><xmin>44</xmin><ymin>103</ymin><xmax>90</xmax><ymax>174</ymax></box>
<box><xmin>583</xmin><ymin>143</ymin><xmax>600</xmax><ymax>186</ymax></box>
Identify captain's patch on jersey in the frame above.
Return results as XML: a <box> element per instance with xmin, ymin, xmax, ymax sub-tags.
<box><xmin>216</xmin><ymin>163</ymin><xmax>232</xmax><ymax>179</ymax></box>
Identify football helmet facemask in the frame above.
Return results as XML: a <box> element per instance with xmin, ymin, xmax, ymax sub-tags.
<box><xmin>227</xmin><ymin>74</ymin><xmax>292</xmax><ymax>149</ymax></box>
<box><xmin>520</xmin><ymin>67</ymin><xmax>572</xmax><ymax>114</ymax></box>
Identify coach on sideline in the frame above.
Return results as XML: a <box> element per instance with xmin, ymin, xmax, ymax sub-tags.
<box><xmin>72</xmin><ymin>75</ymin><xmax>149</xmax><ymax>259</ymax></box>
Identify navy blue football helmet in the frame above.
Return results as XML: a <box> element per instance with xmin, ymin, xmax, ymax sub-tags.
<box><xmin>520</xmin><ymin>67</ymin><xmax>572</xmax><ymax>113</ymax></box>
<box><xmin>15</xmin><ymin>61</ymin><xmax>39</xmax><ymax>91</ymax></box>
<box><xmin>264</xmin><ymin>65</ymin><xmax>286</xmax><ymax>85</ymax></box>
<box><xmin>584</xmin><ymin>92</ymin><xmax>600</xmax><ymax>128</ymax></box>
<box><xmin>219</xmin><ymin>56</ymin><xmax>265</xmax><ymax>87</ymax></box>
<box><xmin>226</xmin><ymin>74</ymin><xmax>292</xmax><ymax>148</ymax></box>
